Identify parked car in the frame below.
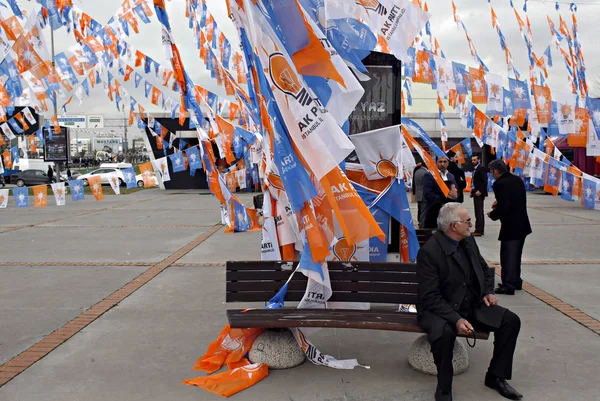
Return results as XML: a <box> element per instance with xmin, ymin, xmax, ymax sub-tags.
<box><xmin>10</xmin><ymin>170</ymin><xmax>57</xmax><ymax>187</ymax></box>
<box><xmin>59</xmin><ymin>171</ymin><xmax>82</xmax><ymax>181</ymax></box>
<box><xmin>136</xmin><ymin>173</ymin><xmax>158</xmax><ymax>187</ymax></box>
<box><xmin>78</xmin><ymin>168</ymin><xmax>125</xmax><ymax>187</ymax></box>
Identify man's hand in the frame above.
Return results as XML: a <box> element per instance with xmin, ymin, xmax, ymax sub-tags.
<box><xmin>487</xmin><ymin>211</ymin><xmax>492</xmax><ymax>218</ymax></box>
<box><xmin>456</xmin><ymin>318</ymin><xmax>474</xmax><ymax>336</ymax></box>
<box><xmin>483</xmin><ymin>294</ymin><xmax>498</xmax><ymax>307</ymax></box>
<box><xmin>475</xmin><ymin>190</ymin><xmax>481</xmax><ymax>197</ymax></box>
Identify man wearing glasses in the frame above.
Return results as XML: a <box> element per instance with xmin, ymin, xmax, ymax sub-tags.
<box><xmin>417</xmin><ymin>203</ymin><xmax>522</xmax><ymax>401</ymax></box>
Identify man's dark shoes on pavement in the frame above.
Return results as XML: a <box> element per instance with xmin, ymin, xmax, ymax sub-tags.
<box><xmin>495</xmin><ymin>286</ymin><xmax>515</xmax><ymax>295</ymax></box>
<box><xmin>435</xmin><ymin>389</ymin><xmax>452</xmax><ymax>401</ymax></box>
<box><xmin>485</xmin><ymin>373</ymin><xmax>523</xmax><ymax>400</ymax></box>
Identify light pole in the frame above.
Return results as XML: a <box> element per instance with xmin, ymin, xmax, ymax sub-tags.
<box><xmin>49</xmin><ymin>26</ymin><xmax>62</xmax><ymax>182</ymax></box>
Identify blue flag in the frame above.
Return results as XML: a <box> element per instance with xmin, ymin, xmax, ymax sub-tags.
<box><xmin>134</xmin><ymin>73</ymin><xmax>143</xmax><ymax>88</ymax></box>
<box><xmin>8</xmin><ymin>118</ymin><xmax>23</xmax><ymax>133</ymax></box>
<box><xmin>68</xmin><ymin>179</ymin><xmax>85</xmax><ymax>201</ymax></box>
<box><xmin>402</xmin><ymin>118</ymin><xmax>446</xmax><ymax>158</ymax></box>
<box><xmin>452</xmin><ymin>62</ymin><xmax>469</xmax><ymax>95</ymax></box>
<box><xmin>582</xmin><ymin>178</ymin><xmax>597</xmax><ymax>209</ymax></box>
<box><xmin>503</xmin><ymin>88</ymin><xmax>514</xmax><ymax>118</ymax></box>
<box><xmin>144</xmin><ymin>80</ymin><xmax>152</xmax><ymax>98</ymax></box>
<box><xmin>547</xmin><ymin>101</ymin><xmax>561</xmax><ymax>137</ymax></box>
<box><xmin>375</xmin><ymin>180</ymin><xmax>420</xmax><ymax>262</ymax></box>
<box><xmin>10</xmin><ymin>146</ymin><xmax>19</xmax><ymax>165</ymax></box>
<box><xmin>13</xmin><ymin>187</ymin><xmax>28</xmax><ymax>208</ymax></box>
<box><xmin>121</xmin><ymin>167</ymin><xmax>137</xmax><ymax>189</ymax></box>
<box><xmin>134</xmin><ymin>4</ymin><xmax>151</xmax><ymax>24</ymax></box>
<box><xmin>298</xmin><ymin>232</ymin><xmax>325</xmax><ymax>281</ymax></box>
<box><xmin>586</xmin><ymin>97</ymin><xmax>600</xmax><ymax>140</ymax></box>
<box><xmin>546</xmin><ymin>157</ymin><xmax>562</xmax><ymax>188</ymax></box>
<box><xmin>509</xmin><ymin>78</ymin><xmax>531</xmax><ymax>110</ymax></box>
<box><xmin>185</xmin><ymin>146</ymin><xmax>202</xmax><ymax>172</ymax></box>
<box><xmin>7</xmin><ymin>0</ymin><xmax>23</xmax><ymax>18</ymax></box>
<box><xmin>169</xmin><ymin>151</ymin><xmax>186</xmax><ymax>172</ymax></box>
<box><xmin>232</xmin><ymin>198</ymin><xmax>251</xmax><ymax>232</ymax></box>
<box><xmin>561</xmin><ymin>171</ymin><xmax>575</xmax><ymax>202</ymax></box>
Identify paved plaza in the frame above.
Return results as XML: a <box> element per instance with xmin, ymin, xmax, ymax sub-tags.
<box><xmin>0</xmin><ymin>189</ymin><xmax>599</xmax><ymax>400</ymax></box>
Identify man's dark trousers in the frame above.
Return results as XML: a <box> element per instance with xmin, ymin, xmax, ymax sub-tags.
<box><xmin>431</xmin><ymin>311</ymin><xmax>521</xmax><ymax>394</ymax></box>
<box><xmin>500</xmin><ymin>239</ymin><xmax>526</xmax><ymax>291</ymax></box>
<box><xmin>473</xmin><ymin>195</ymin><xmax>485</xmax><ymax>234</ymax></box>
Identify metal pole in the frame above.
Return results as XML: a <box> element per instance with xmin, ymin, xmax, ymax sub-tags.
<box><xmin>50</xmin><ymin>28</ymin><xmax>61</xmax><ymax>183</ymax></box>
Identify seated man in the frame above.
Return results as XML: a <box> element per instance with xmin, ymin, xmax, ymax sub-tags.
<box><xmin>417</xmin><ymin>203</ymin><xmax>522</xmax><ymax>401</ymax></box>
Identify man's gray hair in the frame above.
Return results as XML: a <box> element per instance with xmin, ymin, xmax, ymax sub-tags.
<box><xmin>437</xmin><ymin>203</ymin><xmax>464</xmax><ymax>232</ymax></box>
<box><xmin>488</xmin><ymin>159</ymin><xmax>508</xmax><ymax>174</ymax></box>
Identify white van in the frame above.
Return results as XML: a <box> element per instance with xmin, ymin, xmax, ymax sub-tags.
<box><xmin>14</xmin><ymin>159</ymin><xmax>55</xmax><ymax>172</ymax></box>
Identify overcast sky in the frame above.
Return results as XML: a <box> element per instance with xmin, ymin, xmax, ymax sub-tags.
<box><xmin>10</xmin><ymin>0</ymin><xmax>600</xmax><ymax>137</ymax></box>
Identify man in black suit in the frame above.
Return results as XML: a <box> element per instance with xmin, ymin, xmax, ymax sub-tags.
<box><xmin>417</xmin><ymin>203</ymin><xmax>522</xmax><ymax>401</ymax></box>
<box><xmin>487</xmin><ymin>160</ymin><xmax>532</xmax><ymax>295</ymax></box>
<box><xmin>471</xmin><ymin>155</ymin><xmax>488</xmax><ymax>236</ymax></box>
<box><xmin>422</xmin><ymin>156</ymin><xmax>458</xmax><ymax>229</ymax></box>
<box><xmin>446</xmin><ymin>151</ymin><xmax>466</xmax><ymax>203</ymax></box>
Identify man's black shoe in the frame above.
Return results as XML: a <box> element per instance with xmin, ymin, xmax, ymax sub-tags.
<box><xmin>435</xmin><ymin>389</ymin><xmax>452</xmax><ymax>401</ymax></box>
<box><xmin>494</xmin><ymin>286</ymin><xmax>515</xmax><ymax>295</ymax></box>
<box><xmin>485</xmin><ymin>374</ymin><xmax>523</xmax><ymax>400</ymax></box>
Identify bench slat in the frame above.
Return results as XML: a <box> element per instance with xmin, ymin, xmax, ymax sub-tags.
<box><xmin>226</xmin><ymin>261</ymin><xmax>418</xmax><ymax>273</ymax></box>
<box><xmin>227</xmin><ymin>271</ymin><xmax>417</xmax><ymax>283</ymax></box>
<box><xmin>227</xmin><ymin>281</ymin><xmax>418</xmax><ymax>294</ymax></box>
<box><xmin>226</xmin><ymin>309</ymin><xmax>489</xmax><ymax>340</ymax></box>
<box><xmin>226</xmin><ymin>291</ymin><xmax>418</xmax><ymax>304</ymax></box>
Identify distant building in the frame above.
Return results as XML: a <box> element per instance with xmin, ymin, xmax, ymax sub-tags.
<box><xmin>132</xmin><ymin>138</ymin><xmax>146</xmax><ymax>152</ymax></box>
<box><xmin>70</xmin><ymin>138</ymin><xmax>92</xmax><ymax>157</ymax></box>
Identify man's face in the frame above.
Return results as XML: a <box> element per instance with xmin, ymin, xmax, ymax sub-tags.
<box><xmin>451</xmin><ymin>208</ymin><xmax>473</xmax><ymax>239</ymax></box>
<box><xmin>471</xmin><ymin>156</ymin><xmax>479</xmax><ymax>166</ymax></box>
<box><xmin>437</xmin><ymin>158</ymin><xmax>449</xmax><ymax>172</ymax></box>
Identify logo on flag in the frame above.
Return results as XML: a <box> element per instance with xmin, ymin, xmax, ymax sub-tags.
<box><xmin>269</xmin><ymin>53</ymin><xmax>314</xmax><ymax>107</ymax></box>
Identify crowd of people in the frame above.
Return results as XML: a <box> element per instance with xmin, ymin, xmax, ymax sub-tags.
<box><xmin>413</xmin><ymin>151</ymin><xmax>532</xmax><ymax>401</ymax></box>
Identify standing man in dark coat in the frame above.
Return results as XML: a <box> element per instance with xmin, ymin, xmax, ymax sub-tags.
<box><xmin>47</xmin><ymin>165</ymin><xmax>54</xmax><ymax>184</ymax></box>
<box><xmin>422</xmin><ymin>156</ymin><xmax>458</xmax><ymax>229</ymax></box>
<box><xmin>487</xmin><ymin>160</ymin><xmax>532</xmax><ymax>295</ymax></box>
<box><xmin>446</xmin><ymin>151</ymin><xmax>466</xmax><ymax>203</ymax></box>
<box><xmin>412</xmin><ymin>160</ymin><xmax>428</xmax><ymax>228</ymax></box>
<box><xmin>417</xmin><ymin>203</ymin><xmax>522</xmax><ymax>401</ymax></box>
<box><xmin>471</xmin><ymin>155</ymin><xmax>488</xmax><ymax>236</ymax></box>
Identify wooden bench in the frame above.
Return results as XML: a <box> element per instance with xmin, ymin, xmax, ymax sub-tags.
<box><xmin>226</xmin><ymin>261</ymin><xmax>489</xmax><ymax>339</ymax></box>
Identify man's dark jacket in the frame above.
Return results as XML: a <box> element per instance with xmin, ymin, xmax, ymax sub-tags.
<box><xmin>422</xmin><ymin>171</ymin><xmax>456</xmax><ymax>228</ymax></box>
<box><xmin>447</xmin><ymin>162</ymin><xmax>466</xmax><ymax>202</ymax></box>
<box><xmin>416</xmin><ymin>232</ymin><xmax>506</xmax><ymax>343</ymax></box>
<box><xmin>488</xmin><ymin>172</ymin><xmax>532</xmax><ymax>241</ymax></box>
<box><xmin>471</xmin><ymin>163</ymin><xmax>488</xmax><ymax>197</ymax></box>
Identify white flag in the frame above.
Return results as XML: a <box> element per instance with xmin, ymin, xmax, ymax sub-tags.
<box><xmin>153</xmin><ymin>157</ymin><xmax>170</xmax><ymax>183</ymax></box>
<box><xmin>485</xmin><ymin>72</ymin><xmax>504</xmax><ymax>114</ymax></box>
<box><xmin>350</xmin><ymin>125</ymin><xmax>403</xmax><ymax>180</ymax></box>
<box><xmin>23</xmin><ymin>107</ymin><xmax>37</xmax><ymax>125</ymax></box>
<box><xmin>244</xmin><ymin>2</ymin><xmax>354</xmax><ymax>179</ymax></box>
<box><xmin>0</xmin><ymin>188</ymin><xmax>8</xmax><ymax>208</ymax></box>
<box><xmin>236</xmin><ymin>169</ymin><xmax>247</xmax><ymax>190</ymax></box>
<box><xmin>108</xmin><ymin>173</ymin><xmax>121</xmax><ymax>195</ymax></box>
<box><xmin>291</xmin><ymin>328</ymin><xmax>365</xmax><ymax>370</ymax></box>
<box><xmin>553</xmin><ymin>91</ymin><xmax>576</xmax><ymax>135</ymax></box>
<box><xmin>359</xmin><ymin>0</ymin><xmax>430</xmax><ymax>61</ymax></box>
<box><xmin>434</xmin><ymin>56</ymin><xmax>455</xmax><ymax>98</ymax></box>
<box><xmin>51</xmin><ymin>182</ymin><xmax>66</xmax><ymax>206</ymax></box>
<box><xmin>220</xmin><ymin>205</ymin><xmax>231</xmax><ymax>226</ymax></box>
<box><xmin>261</xmin><ymin>191</ymin><xmax>282</xmax><ymax>261</ymax></box>
<box><xmin>1</xmin><ymin>123</ymin><xmax>15</xmax><ymax>140</ymax></box>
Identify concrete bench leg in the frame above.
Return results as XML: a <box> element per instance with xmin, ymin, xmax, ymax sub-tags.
<box><xmin>408</xmin><ymin>334</ymin><xmax>469</xmax><ymax>376</ymax></box>
<box><xmin>248</xmin><ymin>329</ymin><xmax>306</xmax><ymax>369</ymax></box>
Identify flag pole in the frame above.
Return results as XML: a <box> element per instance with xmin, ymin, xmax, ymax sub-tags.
<box><xmin>49</xmin><ymin>26</ymin><xmax>62</xmax><ymax>183</ymax></box>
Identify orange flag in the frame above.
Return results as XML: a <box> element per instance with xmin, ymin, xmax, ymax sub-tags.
<box><xmin>403</xmin><ymin>127</ymin><xmax>450</xmax><ymax>197</ymax></box>
<box><xmin>183</xmin><ymin>363</ymin><xmax>268</xmax><ymax>398</ymax></box>
<box><xmin>469</xmin><ymin>67</ymin><xmax>488</xmax><ymax>104</ymax></box>
<box><xmin>229</xmin><ymin>102</ymin><xmax>240</xmax><ymax>121</ymax></box>
<box><xmin>300</xmin><ymin>202</ymin><xmax>331</xmax><ymax>263</ymax></box>
<box><xmin>533</xmin><ymin>84</ymin><xmax>552</xmax><ymax>124</ymax></box>
<box><xmin>474</xmin><ymin>108</ymin><xmax>488</xmax><ymax>140</ymax></box>
<box><xmin>139</xmin><ymin>162</ymin><xmax>155</xmax><ymax>187</ymax></box>
<box><xmin>3</xmin><ymin>150</ymin><xmax>12</xmax><ymax>169</ymax></box>
<box><xmin>87</xmin><ymin>175</ymin><xmax>104</xmax><ymax>200</ymax></box>
<box><xmin>32</xmin><ymin>185</ymin><xmax>48</xmax><ymax>207</ymax></box>
<box><xmin>569</xmin><ymin>107</ymin><xmax>589</xmax><ymax>148</ymax></box>
<box><xmin>193</xmin><ymin>324</ymin><xmax>264</xmax><ymax>374</ymax></box>
<box><xmin>320</xmin><ymin>166</ymin><xmax>385</xmax><ymax>247</ymax></box>
<box><xmin>413</xmin><ymin>50</ymin><xmax>434</xmax><ymax>83</ymax></box>
<box><xmin>568</xmin><ymin>166</ymin><xmax>583</xmax><ymax>199</ymax></box>
<box><xmin>156</xmin><ymin>135</ymin><xmax>164</xmax><ymax>150</ymax></box>
<box><xmin>216</xmin><ymin>115</ymin><xmax>237</xmax><ymax>164</ymax></box>
<box><xmin>150</xmin><ymin>87</ymin><xmax>161</xmax><ymax>106</ymax></box>
<box><xmin>15</xmin><ymin>113</ymin><xmax>29</xmax><ymax>131</ymax></box>
<box><xmin>28</xmin><ymin>134</ymin><xmax>37</xmax><ymax>153</ymax></box>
